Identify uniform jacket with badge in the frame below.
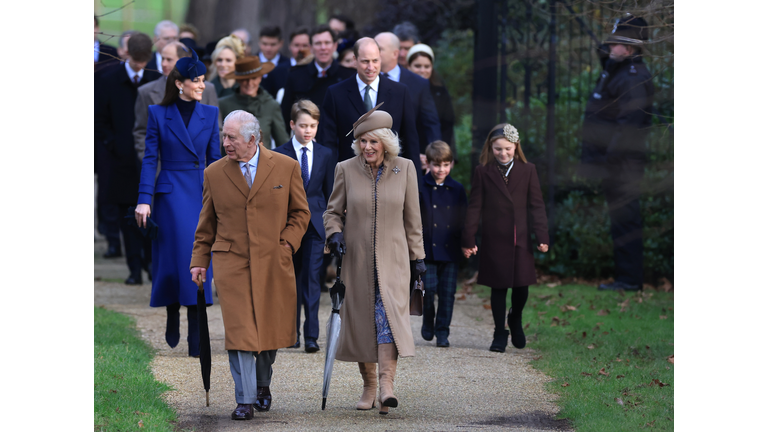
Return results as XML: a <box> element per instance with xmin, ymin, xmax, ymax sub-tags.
<box><xmin>139</xmin><ymin>102</ymin><xmax>220</xmax><ymax>307</ymax></box>
<box><xmin>461</xmin><ymin>161</ymin><xmax>549</xmax><ymax>288</ymax></box>
<box><xmin>272</xmin><ymin>140</ymin><xmax>335</xmax><ymax>240</ymax></box>
<box><xmin>580</xmin><ymin>55</ymin><xmax>654</xmax><ymax>180</ymax></box>
<box><xmin>94</xmin><ymin>64</ymin><xmax>162</xmax><ymax>204</ymax></box>
<box><xmin>219</xmin><ymin>86</ymin><xmax>289</xmax><ymax>147</ymax></box>
<box><xmin>324</xmin><ymin>156</ymin><xmax>425</xmax><ymax>362</ymax></box>
<box><xmin>419</xmin><ymin>172</ymin><xmax>467</xmax><ymax>263</ymax></box>
<box><xmin>190</xmin><ymin>144</ymin><xmax>310</xmax><ymax>352</ymax></box>
<box><xmin>133</xmin><ymin>77</ymin><xmax>219</xmax><ymax>159</ymax></box>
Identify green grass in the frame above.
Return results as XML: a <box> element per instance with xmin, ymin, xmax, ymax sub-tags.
<box><xmin>94</xmin><ymin>306</ymin><xmax>177</xmax><ymax>431</ymax></box>
<box><xmin>474</xmin><ymin>284</ymin><xmax>674</xmax><ymax>431</ymax></box>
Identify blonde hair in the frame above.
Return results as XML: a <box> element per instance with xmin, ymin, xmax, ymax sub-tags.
<box><xmin>479</xmin><ymin>123</ymin><xmax>528</xmax><ymax>166</ymax></box>
<box><xmin>207</xmin><ymin>34</ymin><xmax>245</xmax><ymax>80</ymax></box>
<box><xmin>351</xmin><ymin>128</ymin><xmax>401</xmax><ymax>161</ymax></box>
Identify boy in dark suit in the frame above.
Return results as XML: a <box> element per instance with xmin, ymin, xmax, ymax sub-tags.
<box><xmin>272</xmin><ymin>100</ymin><xmax>335</xmax><ymax>353</ymax></box>
<box><xmin>419</xmin><ymin>141</ymin><xmax>467</xmax><ymax>347</ymax></box>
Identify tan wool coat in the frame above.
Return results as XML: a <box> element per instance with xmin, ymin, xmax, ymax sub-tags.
<box><xmin>324</xmin><ymin>155</ymin><xmax>425</xmax><ymax>363</ymax></box>
<box><xmin>190</xmin><ymin>144</ymin><xmax>310</xmax><ymax>352</ymax></box>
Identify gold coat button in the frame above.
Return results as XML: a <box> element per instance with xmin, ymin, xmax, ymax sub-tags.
<box><xmin>434</xmin><ymin>223</ymin><xmax>437</xmax><ymax>227</ymax></box>
<box><xmin>433</xmin><ymin>204</ymin><xmax>437</xmax><ymax>208</ymax></box>
<box><xmin>433</xmin><ymin>186</ymin><xmax>437</xmax><ymax>190</ymax></box>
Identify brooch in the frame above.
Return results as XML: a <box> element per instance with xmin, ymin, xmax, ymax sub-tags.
<box><xmin>392</xmin><ymin>166</ymin><xmax>401</xmax><ymax>174</ymax></box>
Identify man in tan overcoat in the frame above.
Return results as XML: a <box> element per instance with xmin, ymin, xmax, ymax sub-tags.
<box><xmin>190</xmin><ymin>110</ymin><xmax>310</xmax><ymax>420</ymax></box>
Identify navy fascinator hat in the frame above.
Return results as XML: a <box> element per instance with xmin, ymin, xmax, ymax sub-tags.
<box><xmin>176</xmin><ymin>48</ymin><xmax>207</xmax><ymax>79</ymax></box>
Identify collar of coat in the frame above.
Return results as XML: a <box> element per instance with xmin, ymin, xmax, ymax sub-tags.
<box><xmin>423</xmin><ymin>171</ymin><xmax>461</xmax><ymax>189</ymax></box>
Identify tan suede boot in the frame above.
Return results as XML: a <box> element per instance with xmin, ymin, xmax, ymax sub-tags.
<box><xmin>377</xmin><ymin>343</ymin><xmax>398</xmax><ymax>414</ymax></box>
<box><xmin>356</xmin><ymin>362</ymin><xmax>377</xmax><ymax>410</ymax></box>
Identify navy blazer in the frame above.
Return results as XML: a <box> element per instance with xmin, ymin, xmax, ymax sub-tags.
<box><xmin>137</xmin><ymin>102</ymin><xmax>221</xmax><ymax>204</ymax></box>
<box><xmin>260</xmin><ymin>56</ymin><xmax>291</xmax><ymax>100</ymax></box>
<box><xmin>272</xmin><ymin>139</ymin><xmax>334</xmax><ymax>239</ymax></box>
<box><xmin>419</xmin><ymin>172</ymin><xmax>467</xmax><ymax>263</ymax></box>
<box><xmin>398</xmin><ymin>68</ymin><xmax>441</xmax><ymax>153</ymax></box>
<box><xmin>320</xmin><ymin>75</ymin><xmax>421</xmax><ymax>174</ymax></box>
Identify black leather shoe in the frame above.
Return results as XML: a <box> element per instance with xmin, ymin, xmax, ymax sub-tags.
<box><xmin>305</xmin><ymin>338</ymin><xmax>320</xmax><ymax>353</ymax></box>
<box><xmin>165</xmin><ymin>306</ymin><xmax>180</xmax><ymax>348</ymax></box>
<box><xmin>103</xmin><ymin>246</ymin><xmax>122</xmax><ymax>258</ymax></box>
<box><xmin>436</xmin><ymin>336</ymin><xmax>450</xmax><ymax>348</ymax></box>
<box><xmin>598</xmin><ymin>281</ymin><xmax>642</xmax><ymax>291</ymax></box>
<box><xmin>231</xmin><ymin>403</ymin><xmax>253</xmax><ymax>420</ymax></box>
<box><xmin>489</xmin><ymin>329</ymin><xmax>509</xmax><ymax>353</ymax></box>
<box><xmin>254</xmin><ymin>386</ymin><xmax>272</xmax><ymax>412</ymax></box>
<box><xmin>421</xmin><ymin>324</ymin><xmax>434</xmax><ymax>341</ymax></box>
<box><xmin>125</xmin><ymin>274</ymin><xmax>142</xmax><ymax>285</ymax></box>
<box><xmin>287</xmin><ymin>338</ymin><xmax>300</xmax><ymax>348</ymax></box>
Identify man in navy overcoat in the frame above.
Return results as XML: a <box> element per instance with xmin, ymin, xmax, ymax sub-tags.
<box><xmin>320</xmin><ymin>37</ymin><xmax>420</xmax><ymax>172</ymax></box>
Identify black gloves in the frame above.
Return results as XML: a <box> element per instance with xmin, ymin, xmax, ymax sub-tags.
<box><xmin>410</xmin><ymin>259</ymin><xmax>427</xmax><ymax>282</ymax></box>
<box><xmin>327</xmin><ymin>232</ymin><xmax>346</xmax><ymax>259</ymax></box>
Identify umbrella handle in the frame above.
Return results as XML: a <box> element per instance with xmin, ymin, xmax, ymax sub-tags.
<box><xmin>196</xmin><ymin>274</ymin><xmax>204</xmax><ymax>292</ymax></box>
<box><xmin>336</xmin><ymin>255</ymin><xmax>342</xmax><ymax>277</ymax></box>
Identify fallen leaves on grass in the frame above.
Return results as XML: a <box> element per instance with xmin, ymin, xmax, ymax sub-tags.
<box><xmin>560</xmin><ymin>304</ymin><xmax>578</xmax><ymax>312</ymax></box>
<box><xmin>649</xmin><ymin>378</ymin><xmax>669</xmax><ymax>387</ymax></box>
<box><xmin>587</xmin><ymin>344</ymin><xmax>596</xmax><ymax>350</ymax></box>
<box><xmin>616</xmin><ymin>375</ymin><xmax>625</xmax><ymax>379</ymax></box>
<box><xmin>667</xmin><ymin>354</ymin><xmax>674</xmax><ymax>364</ymax></box>
<box><xmin>581</xmin><ymin>372</ymin><xmax>592</xmax><ymax>376</ymax></box>
<box><xmin>615</xmin><ymin>397</ymin><xmax>624</xmax><ymax>406</ymax></box>
<box><xmin>456</xmin><ymin>293</ymin><xmax>466</xmax><ymax>300</ymax></box>
<box><xmin>598</xmin><ymin>368</ymin><xmax>609</xmax><ymax>376</ymax></box>
<box><xmin>138</xmin><ymin>420</ymin><xmax>144</xmax><ymax>428</ymax></box>
<box><xmin>618</xmin><ymin>299</ymin><xmax>630</xmax><ymax>312</ymax></box>
<box><xmin>659</xmin><ymin>277</ymin><xmax>673</xmax><ymax>292</ymax></box>
<box><xmin>562</xmin><ymin>382</ymin><xmax>570</xmax><ymax>387</ymax></box>
<box><xmin>597</xmin><ymin>309</ymin><xmax>610</xmax><ymax>316</ymax></box>
<box><xmin>582</xmin><ymin>331</ymin><xmax>587</xmax><ymax>338</ymax></box>
<box><xmin>659</xmin><ymin>315</ymin><xmax>667</xmax><ymax>319</ymax></box>
<box><xmin>482</xmin><ymin>304</ymin><xmax>492</xmax><ymax>310</ymax></box>
<box><xmin>546</xmin><ymin>282</ymin><xmax>561</xmax><ymax>288</ymax></box>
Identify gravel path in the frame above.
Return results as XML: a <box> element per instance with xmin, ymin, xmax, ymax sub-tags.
<box><xmin>95</xmin><ymin>239</ymin><xmax>571</xmax><ymax>431</ymax></box>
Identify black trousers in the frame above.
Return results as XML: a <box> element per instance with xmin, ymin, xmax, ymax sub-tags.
<box><xmin>604</xmin><ymin>161</ymin><xmax>644</xmax><ymax>285</ymax></box>
<box><xmin>117</xmin><ymin>204</ymin><xmax>152</xmax><ymax>277</ymax></box>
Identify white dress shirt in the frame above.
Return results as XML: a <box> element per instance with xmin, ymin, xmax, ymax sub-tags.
<box><xmin>314</xmin><ymin>61</ymin><xmax>331</xmax><ymax>78</ymax></box>
<box><xmin>125</xmin><ymin>62</ymin><xmax>144</xmax><ymax>83</ymax></box>
<box><xmin>292</xmin><ymin>136</ymin><xmax>314</xmax><ymax>179</ymax></box>
<box><xmin>259</xmin><ymin>52</ymin><xmax>281</xmax><ymax>66</ymax></box>
<box><xmin>155</xmin><ymin>52</ymin><xmax>162</xmax><ymax>70</ymax></box>
<box><xmin>384</xmin><ymin>64</ymin><xmax>401</xmax><ymax>82</ymax></box>
<box><xmin>239</xmin><ymin>146</ymin><xmax>261</xmax><ymax>185</ymax></box>
<box><xmin>290</xmin><ymin>57</ymin><xmax>297</xmax><ymax>67</ymax></box>
<box><xmin>356</xmin><ymin>74</ymin><xmax>380</xmax><ymax>107</ymax></box>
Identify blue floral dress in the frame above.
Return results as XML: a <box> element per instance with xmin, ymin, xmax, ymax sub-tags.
<box><xmin>371</xmin><ymin>163</ymin><xmax>394</xmax><ymax>344</ymax></box>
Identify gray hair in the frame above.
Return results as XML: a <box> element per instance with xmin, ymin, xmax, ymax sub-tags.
<box><xmin>224</xmin><ymin>110</ymin><xmax>262</xmax><ymax>144</ymax></box>
<box><xmin>119</xmin><ymin>30</ymin><xmax>136</xmax><ymax>48</ymax></box>
<box><xmin>393</xmin><ymin>21</ymin><xmax>420</xmax><ymax>43</ymax></box>
<box><xmin>154</xmin><ymin>20</ymin><xmax>179</xmax><ymax>37</ymax></box>
<box><xmin>351</xmin><ymin>128</ymin><xmax>401</xmax><ymax>161</ymax></box>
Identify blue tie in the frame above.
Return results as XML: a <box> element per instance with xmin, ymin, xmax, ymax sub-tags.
<box><xmin>301</xmin><ymin>147</ymin><xmax>309</xmax><ymax>189</ymax></box>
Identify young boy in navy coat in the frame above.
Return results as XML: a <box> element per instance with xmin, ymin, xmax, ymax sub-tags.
<box><xmin>418</xmin><ymin>141</ymin><xmax>467</xmax><ymax>347</ymax></box>
<box><xmin>273</xmin><ymin>100</ymin><xmax>335</xmax><ymax>353</ymax></box>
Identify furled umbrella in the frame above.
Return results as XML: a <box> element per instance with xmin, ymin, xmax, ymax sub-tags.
<box><xmin>195</xmin><ymin>275</ymin><xmax>212</xmax><ymax>406</ymax></box>
<box><xmin>321</xmin><ymin>257</ymin><xmax>346</xmax><ymax>410</ymax></box>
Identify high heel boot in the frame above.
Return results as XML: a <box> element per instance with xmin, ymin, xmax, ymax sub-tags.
<box><xmin>356</xmin><ymin>362</ymin><xmax>377</xmax><ymax>410</ymax></box>
<box><xmin>377</xmin><ymin>343</ymin><xmax>398</xmax><ymax>414</ymax></box>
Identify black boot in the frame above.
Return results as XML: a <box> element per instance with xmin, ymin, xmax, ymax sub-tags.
<box><xmin>165</xmin><ymin>303</ymin><xmax>180</xmax><ymax>348</ymax></box>
<box><xmin>508</xmin><ymin>310</ymin><xmax>526</xmax><ymax>349</ymax></box>
<box><xmin>489</xmin><ymin>329</ymin><xmax>509</xmax><ymax>352</ymax></box>
<box><xmin>187</xmin><ymin>305</ymin><xmax>200</xmax><ymax>357</ymax></box>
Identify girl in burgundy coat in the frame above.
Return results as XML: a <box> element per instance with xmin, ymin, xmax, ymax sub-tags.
<box><xmin>462</xmin><ymin>123</ymin><xmax>549</xmax><ymax>353</ymax></box>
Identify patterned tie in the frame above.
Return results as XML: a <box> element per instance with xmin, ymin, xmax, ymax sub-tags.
<box><xmin>364</xmin><ymin>85</ymin><xmax>373</xmax><ymax>111</ymax></box>
<box><xmin>320</xmin><ymin>69</ymin><xmax>327</xmax><ymax>78</ymax></box>
<box><xmin>301</xmin><ymin>147</ymin><xmax>309</xmax><ymax>189</ymax></box>
<box><xmin>244</xmin><ymin>163</ymin><xmax>253</xmax><ymax>188</ymax></box>
<box><xmin>133</xmin><ymin>75</ymin><xmax>140</xmax><ymax>86</ymax></box>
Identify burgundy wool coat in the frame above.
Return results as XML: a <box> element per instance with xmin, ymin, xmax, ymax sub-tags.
<box><xmin>461</xmin><ymin>161</ymin><xmax>549</xmax><ymax>288</ymax></box>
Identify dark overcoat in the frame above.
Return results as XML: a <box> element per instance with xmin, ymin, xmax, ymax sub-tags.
<box><xmin>272</xmin><ymin>140</ymin><xmax>334</xmax><ymax>239</ymax></box>
<box><xmin>280</xmin><ymin>60</ymin><xmax>355</xmax><ymax>131</ymax></box>
<box><xmin>320</xmin><ymin>75</ymin><xmax>421</xmax><ymax>173</ymax></box>
<box><xmin>461</xmin><ymin>162</ymin><xmax>549</xmax><ymax>288</ymax></box>
<box><xmin>430</xmin><ymin>82</ymin><xmax>456</xmax><ymax>152</ymax></box>
<box><xmin>260</xmin><ymin>56</ymin><xmax>291</xmax><ymax>99</ymax></box>
<box><xmin>419</xmin><ymin>172</ymin><xmax>467</xmax><ymax>263</ymax></box>
<box><xmin>399</xmin><ymin>68</ymin><xmax>441</xmax><ymax>153</ymax></box>
<box><xmin>95</xmin><ymin>64</ymin><xmax>162</xmax><ymax>205</ymax></box>
<box><xmin>138</xmin><ymin>102</ymin><xmax>221</xmax><ymax>307</ymax></box>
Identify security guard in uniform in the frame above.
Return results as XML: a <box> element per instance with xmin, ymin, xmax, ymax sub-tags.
<box><xmin>579</xmin><ymin>14</ymin><xmax>654</xmax><ymax>291</ymax></box>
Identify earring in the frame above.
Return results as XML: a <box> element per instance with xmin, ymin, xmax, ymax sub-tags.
<box><xmin>178</xmin><ymin>88</ymin><xmax>183</xmax><ymax>94</ymax></box>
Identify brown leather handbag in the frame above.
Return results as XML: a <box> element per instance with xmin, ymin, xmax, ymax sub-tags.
<box><xmin>410</xmin><ymin>275</ymin><xmax>425</xmax><ymax>316</ymax></box>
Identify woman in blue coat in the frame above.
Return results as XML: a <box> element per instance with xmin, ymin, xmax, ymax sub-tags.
<box><xmin>134</xmin><ymin>51</ymin><xmax>220</xmax><ymax>356</ymax></box>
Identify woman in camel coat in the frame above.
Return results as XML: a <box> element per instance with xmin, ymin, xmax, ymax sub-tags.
<box><xmin>324</xmin><ymin>109</ymin><xmax>426</xmax><ymax>415</ymax></box>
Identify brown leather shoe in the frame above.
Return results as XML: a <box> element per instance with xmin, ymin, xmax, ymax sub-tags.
<box><xmin>231</xmin><ymin>403</ymin><xmax>253</xmax><ymax>420</ymax></box>
<box><xmin>377</xmin><ymin>343</ymin><xmax>399</xmax><ymax>414</ymax></box>
<box><xmin>254</xmin><ymin>386</ymin><xmax>272</xmax><ymax>412</ymax></box>
<box><xmin>356</xmin><ymin>362</ymin><xmax>377</xmax><ymax>410</ymax></box>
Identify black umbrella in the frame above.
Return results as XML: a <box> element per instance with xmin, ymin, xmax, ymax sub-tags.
<box><xmin>321</xmin><ymin>257</ymin><xmax>346</xmax><ymax>410</ymax></box>
<box><xmin>195</xmin><ymin>275</ymin><xmax>212</xmax><ymax>407</ymax></box>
